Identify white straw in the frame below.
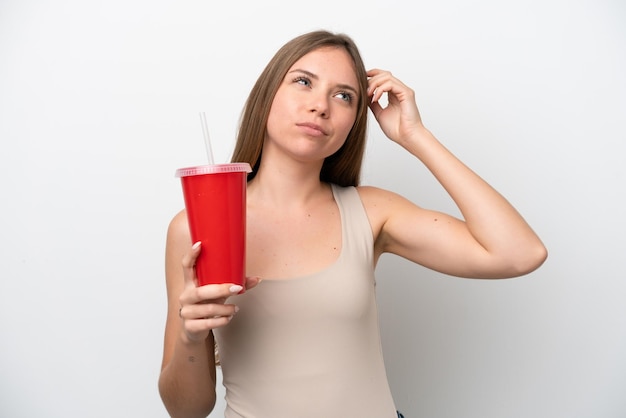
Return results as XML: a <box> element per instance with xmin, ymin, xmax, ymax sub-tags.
<box><xmin>199</xmin><ymin>112</ymin><xmax>215</xmax><ymax>165</ymax></box>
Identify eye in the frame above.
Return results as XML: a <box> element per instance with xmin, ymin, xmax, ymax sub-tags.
<box><xmin>335</xmin><ymin>91</ymin><xmax>354</xmax><ymax>103</ymax></box>
<box><xmin>293</xmin><ymin>76</ymin><xmax>311</xmax><ymax>87</ymax></box>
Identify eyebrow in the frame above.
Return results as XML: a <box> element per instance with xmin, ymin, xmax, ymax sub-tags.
<box><xmin>288</xmin><ymin>69</ymin><xmax>359</xmax><ymax>97</ymax></box>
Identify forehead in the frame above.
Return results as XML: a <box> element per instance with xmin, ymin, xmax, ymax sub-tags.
<box><xmin>288</xmin><ymin>47</ymin><xmax>359</xmax><ymax>85</ymax></box>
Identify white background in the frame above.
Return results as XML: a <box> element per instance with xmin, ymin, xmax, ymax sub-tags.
<box><xmin>1</xmin><ymin>0</ymin><xmax>625</xmax><ymax>417</ymax></box>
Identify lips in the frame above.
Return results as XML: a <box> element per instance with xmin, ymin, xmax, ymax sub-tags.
<box><xmin>296</xmin><ymin>122</ymin><xmax>328</xmax><ymax>136</ymax></box>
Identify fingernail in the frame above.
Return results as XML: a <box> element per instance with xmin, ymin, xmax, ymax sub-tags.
<box><xmin>229</xmin><ymin>285</ymin><xmax>243</xmax><ymax>293</ymax></box>
<box><xmin>234</xmin><ymin>305</ymin><xmax>240</xmax><ymax>313</ymax></box>
<box><xmin>192</xmin><ymin>241</ymin><xmax>201</xmax><ymax>250</ymax></box>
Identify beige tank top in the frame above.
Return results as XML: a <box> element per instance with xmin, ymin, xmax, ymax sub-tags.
<box><xmin>214</xmin><ymin>184</ymin><xmax>397</xmax><ymax>418</ymax></box>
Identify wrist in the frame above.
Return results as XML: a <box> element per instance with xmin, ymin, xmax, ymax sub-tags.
<box><xmin>179</xmin><ymin>329</ymin><xmax>209</xmax><ymax>348</ymax></box>
<box><xmin>400</xmin><ymin>125</ymin><xmax>436</xmax><ymax>154</ymax></box>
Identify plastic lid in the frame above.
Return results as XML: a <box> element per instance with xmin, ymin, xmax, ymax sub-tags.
<box><xmin>175</xmin><ymin>163</ymin><xmax>252</xmax><ymax>177</ymax></box>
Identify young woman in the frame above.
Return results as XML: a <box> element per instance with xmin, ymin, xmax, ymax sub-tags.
<box><xmin>159</xmin><ymin>30</ymin><xmax>547</xmax><ymax>418</ymax></box>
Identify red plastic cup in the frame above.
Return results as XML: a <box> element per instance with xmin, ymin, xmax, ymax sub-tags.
<box><xmin>175</xmin><ymin>163</ymin><xmax>252</xmax><ymax>288</ymax></box>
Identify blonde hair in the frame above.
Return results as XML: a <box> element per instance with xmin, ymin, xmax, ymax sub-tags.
<box><xmin>231</xmin><ymin>30</ymin><xmax>369</xmax><ymax>186</ymax></box>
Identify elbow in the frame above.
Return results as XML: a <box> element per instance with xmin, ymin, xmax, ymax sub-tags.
<box><xmin>481</xmin><ymin>241</ymin><xmax>548</xmax><ymax>279</ymax></box>
<box><xmin>159</xmin><ymin>396</ymin><xmax>216</xmax><ymax>418</ymax></box>
<box><xmin>509</xmin><ymin>242</ymin><xmax>548</xmax><ymax>278</ymax></box>
<box><xmin>158</xmin><ymin>376</ymin><xmax>216</xmax><ymax>418</ymax></box>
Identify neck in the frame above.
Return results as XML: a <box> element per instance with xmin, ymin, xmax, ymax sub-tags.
<box><xmin>247</xmin><ymin>158</ymin><xmax>330</xmax><ymax>208</ymax></box>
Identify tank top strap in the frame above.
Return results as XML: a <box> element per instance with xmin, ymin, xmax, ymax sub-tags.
<box><xmin>331</xmin><ymin>184</ymin><xmax>374</xmax><ymax>266</ymax></box>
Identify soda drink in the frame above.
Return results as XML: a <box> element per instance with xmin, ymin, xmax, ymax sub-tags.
<box><xmin>175</xmin><ymin>163</ymin><xmax>252</xmax><ymax>288</ymax></box>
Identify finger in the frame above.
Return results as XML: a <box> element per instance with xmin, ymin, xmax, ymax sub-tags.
<box><xmin>368</xmin><ymin>71</ymin><xmax>410</xmax><ymax>97</ymax></box>
<box><xmin>368</xmin><ymin>77</ymin><xmax>398</xmax><ymax>105</ymax></box>
<box><xmin>180</xmin><ymin>301</ymin><xmax>239</xmax><ymax>321</ymax></box>
<box><xmin>366</xmin><ymin>68</ymin><xmax>388</xmax><ymax>79</ymax></box>
<box><xmin>244</xmin><ymin>276</ymin><xmax>263</xmax><ymax>291</ymax></box>
<box><xmin>367</xmin><ymin>69</ymin><xmax>392</xmax><ymax>92</ymax></box>
<box><xmin>368</xmin><ymin>99</ymin><xmax>384</xmax><ymax>120</ymax></box>
<box><xmin>181</xmin><ymin>241</ymin><xmax>202</xmax><ymax>287</ymax></box>
<box><xmin>180</xmin><ymin>282</ymin><xmax>244</xmax><ymax>306</ymax></box>
<box><xmin>184</xmin><ymin>316</ymin><xmax>234</xmax><ymax>337</ymax></box>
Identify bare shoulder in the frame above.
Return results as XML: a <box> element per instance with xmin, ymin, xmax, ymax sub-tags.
<box><xmin>355</xmin><ymin>185</ymin><xmax>420</xmax><ymax>245</ymax></box>
<box><xmin>356</xmin><ymin>185</ymin><xmax>406</xmax><ymax>205</ymax></box>
<box><xmin>356</xmin><ymin>184</ymin><xmax>445</xmax><ymax>259</ymax></box>
<box><xmin>167</xmin><ymin>209</ymin><xmax>190</xmax><ymax>243</ymax></box>
<box><xmin>356</xmin><ymin>185</ymin><xmax>419</xmax><ymax>217</ymax></box>
<box><xmin>166</xmin><ymin>209</ymin><xmax>192</xmax><ymax>265</ymax></box>
<box><xmin>354</xmin><ymin>185</ymin><xmax>388</xmax><ymax>222</ymax></box>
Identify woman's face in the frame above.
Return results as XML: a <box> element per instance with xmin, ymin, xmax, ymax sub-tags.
<box><xmin>264</xmin><ymin>46</ymin><xmax>360</xmax><ymax>164</ymax></box>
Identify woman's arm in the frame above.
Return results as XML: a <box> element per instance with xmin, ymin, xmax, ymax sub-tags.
<box><xmin>158</xmin><ymin>211</ymin><xmax>257</xmax><ymax>417</ymax></box>
<box><xmin>364</xmin><ymin>69</ymin><xmax>547</xmax><ymax>278</ymax></box>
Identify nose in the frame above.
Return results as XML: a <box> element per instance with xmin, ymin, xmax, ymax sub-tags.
<box><xmin>309</xmin><ymin>92</ymin><xmax>329</xmax><ymax>118</ymax></box>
